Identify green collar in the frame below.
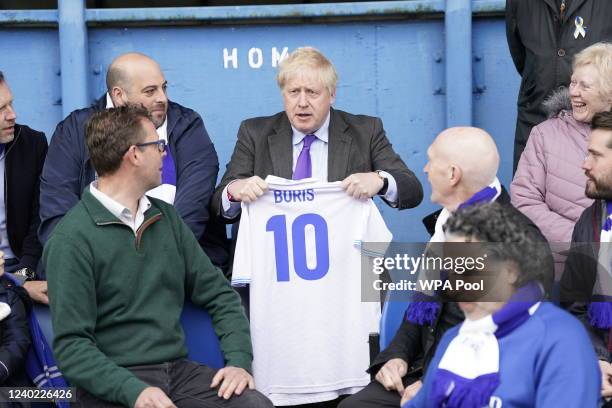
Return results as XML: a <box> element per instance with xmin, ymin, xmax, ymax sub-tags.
<box><xmin>81</xmin><ymin>188</ymin><xmax>163</xmax><ymax>226</ymax></box>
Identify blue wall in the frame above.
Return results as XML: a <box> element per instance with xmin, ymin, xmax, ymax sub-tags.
<box><xmin>0</xmin><ymin>28</ymin><xmax>62</xmax><ymax>141</ymax></box>
<box><xmin>0</xmin><ymin>1</ymin><xmax>518</xmax><ymax>243</ymax></box>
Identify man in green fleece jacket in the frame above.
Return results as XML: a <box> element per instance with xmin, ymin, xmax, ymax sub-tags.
<box><xmin>44</xmin><ymin>106</ymin><xmax>273</xmax><ymax>408</ymax></box>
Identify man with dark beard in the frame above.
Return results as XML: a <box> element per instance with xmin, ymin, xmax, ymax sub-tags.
<box><xmin>561</xmin><ymin>109</ymin><xmax>612</xmax><ymax>403</ymax></box>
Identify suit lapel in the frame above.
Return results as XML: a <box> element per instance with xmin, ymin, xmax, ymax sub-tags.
<box><xmin>542</xmin><ymin>0</ymin><xmax>559</xmax><ymax>15</ymax></box>
<box><xmin>268</xmin><ymin>113</ymin><xmax>294</xmax><ymax>179</ymax></box>
<box><xmin>327</xmin><ymin>109</ymin><xmax>351</xmax><ymax>181</ymax></box>
<box><xmin>565</xmin><ymin>0</ymin><xmax>587</xmax><ymax>24</ymax></box>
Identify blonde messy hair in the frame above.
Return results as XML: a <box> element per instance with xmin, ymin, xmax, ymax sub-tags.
<box><xmin>573</xmin><ymin>42</ymin><xmax>612</xmax><ymax>103</ymax></box>
<box><xmin>276</xmin><ymin>47</ymin><xmax>338</xmax><ymax>94</ymax></box>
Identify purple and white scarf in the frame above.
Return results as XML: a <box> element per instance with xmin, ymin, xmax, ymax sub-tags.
<box><xmin>588</xmin><ymin>201</ymin><xmax>612</xmax><ymax>329</ymax></box>
<box><xmin>430</xmin><ymin>282</ymin><xmax>543</xmax><ymax>408</ymax></box>
<box><xmin>406</xmin><ymin>178</ymin><xmax>501</xmax><ymax>325</ymax></box>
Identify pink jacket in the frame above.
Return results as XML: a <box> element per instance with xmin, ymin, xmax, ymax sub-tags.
<box><xmin>511</xmin><ymin>109</ymin><xmax>592</xmax><ymax>243</ymax></box>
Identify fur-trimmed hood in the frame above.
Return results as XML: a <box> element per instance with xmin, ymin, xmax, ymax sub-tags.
<box><xmin>543</xmin><ymin>87</ymin><xmax>572</xmax><ymax>119</ymax></box>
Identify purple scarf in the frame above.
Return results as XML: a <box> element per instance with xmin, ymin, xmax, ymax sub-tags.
<box><xmin>162</xmin><ymin>146</ymin><xmax>176</xmax><ymax>186</ymax></box>
<box><xmin>457</xmin><ymin>185</ymin><xmax>498</xmax><ymax>210</ymax></box>
<box><xmin>588</xmin><ymin>201</ymin><xmax>612</xmax><ymax>329</ymax></box>
<box><xmin>405</xmin><ymin>183</ymin><xmax>500</xmax><ymax>325</ymax></box>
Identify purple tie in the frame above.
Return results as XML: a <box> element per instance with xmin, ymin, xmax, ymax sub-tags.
<box><xmin>292</xmin><ymin>134</ymin><xmax>317</xmax><ymax>180</ymax></box>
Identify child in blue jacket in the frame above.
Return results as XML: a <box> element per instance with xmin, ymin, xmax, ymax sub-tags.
<box><xmin>0</xmin><ymin>257</ymin><xmax>32</xmax><ymax>408</ymax></box>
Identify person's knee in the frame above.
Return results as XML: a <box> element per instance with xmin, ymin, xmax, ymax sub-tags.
<box><xmin>337</xmin><ymin>392</ymin><xmax>365</xmax><ymax>408</ymax></box>
<box><xmin>337</xmin><ymin>395</ymin><xmax>353</xmax><ymax>408</ymax></box>
<box><xmin>235</xmin><ymin>389</ymin><xmax>274</xmax><ymax>408</ymax></box>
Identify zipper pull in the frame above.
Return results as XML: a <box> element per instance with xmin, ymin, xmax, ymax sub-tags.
<box><xmin>560</xmin><ymin>0</ymin><xmax>566</xmax><ymax>21</ymax></box>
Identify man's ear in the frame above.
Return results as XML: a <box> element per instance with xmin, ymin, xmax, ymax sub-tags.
<box><xmin>329</xmin><ymin>87</ymin><xmax>336</xmax><ymax>105</ymax></box>
<box><xmin>449</xmin><ymin>165</ymin><xmax>462</xmax><ymax>187</ymax></box>
<box><xmin>502</xmin><ymin>261</ymin><xmax>520</xmax><ymax>285</ymax></box>
<box><xmin>123</xmin><ymin>145</ymin><xmax>140</xmax><ymax>167</ymax></box>
<box><xmin>110</xmin><ymin>86</ymin><xmax>128</xmax><ymax>107</ymax></box>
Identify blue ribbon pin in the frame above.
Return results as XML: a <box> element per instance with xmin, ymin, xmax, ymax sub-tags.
<box><xmin>574</xmin><ymin>16</ymin><xmax>586</xmax><ymax>39</ymax></box>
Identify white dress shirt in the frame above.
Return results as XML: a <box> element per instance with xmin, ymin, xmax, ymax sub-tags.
<box><xmin>89</xmin><ymin>182</ymin><xmax>152</xmax><ymax>235</ymax></box>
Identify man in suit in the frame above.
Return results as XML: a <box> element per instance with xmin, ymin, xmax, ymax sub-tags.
<box><xmin>211</xmin><ymin>46</ymin><xmax>423</xmax><ymax>219</ymax></box>
<box><xmin>211</xmin><ymin>47</ymin><xmax>422</xmax><ymax>407</ymax></box>
<box><xmin>339</xmin><ymin>127</ymin><xmax>552</xmax><ymax>408</ymax></box>
<box><xmin>0</xmin><ymin>71</ymin><xmax>48</xmax><ymax>304</ymax></box>
<box><xmin>40</xmin><ymin>52</ymin><xmax>229</xmax><ymax>270</ymax></box>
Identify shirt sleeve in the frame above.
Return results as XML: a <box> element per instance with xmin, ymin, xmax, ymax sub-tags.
<box><xmin>231</xmin><ymin>203</ymin><xmax>253</xmax><ymax>286</ymax></box>
<box><xmin>379</xmin><ymin>170</ymin><xmax>399</xmax><ymax>206</ymax></box>
<box><xmin>221</xmin><ymin>184</ymin><xmax>242</xmax><ymax>219</ymax></box>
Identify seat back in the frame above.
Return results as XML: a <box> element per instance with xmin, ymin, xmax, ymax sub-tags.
<box><xmin>35</xmin><ymin>301</ymin><xmax>225</xmax><ymax>369</ymax></box>
<box><xmin>180</xmin><ymin>300</ymin><xmax>224</xmax><ymax>368</ymax></box>
<box><xmin>379</xmin><ymin>296</ymin><xmax>411</xmax><ymax>350</ymax></box>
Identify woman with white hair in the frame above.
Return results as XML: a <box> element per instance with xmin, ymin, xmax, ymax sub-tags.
<box><xmin>512</xmin><ymin>42</ymin><xmax>612</xmax><ymax>244</ymax></box>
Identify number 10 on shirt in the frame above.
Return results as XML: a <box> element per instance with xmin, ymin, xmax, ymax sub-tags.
<box><xmin>266</xmin><ymin>213</ymin><xmax>330</xmax><ymax>282</ymax></box>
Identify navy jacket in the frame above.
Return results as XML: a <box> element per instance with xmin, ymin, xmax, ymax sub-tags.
<box><xmin>560</xmin><ymin>200</ymin><xmax>610</xmax><ymax>361</ymax></box>
<box><xmin>0</xmin><ymin>275</ymin><xmax>31</xmax><ymax>387</ymax></box>
<box><xmin>39</xmin><ymin>96</ymin><xmax>228</xmax><ymax>267</ymax></box>
<box><xmin>4</xmin><ymin>124</ymin><xmax>47</xmax><ymax>271</ymax></box>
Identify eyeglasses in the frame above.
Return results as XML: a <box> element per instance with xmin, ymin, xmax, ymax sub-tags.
<box><xmin>134</xmin><ymin>139</ymin><xmax>167</xmax><ymax>153</ymax></box>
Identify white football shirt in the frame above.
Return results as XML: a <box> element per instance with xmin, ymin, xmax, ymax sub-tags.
<box><xmin>232</xmin><ymin>176</ymin><xmax>392</xmax><ymax>405</ymax></box>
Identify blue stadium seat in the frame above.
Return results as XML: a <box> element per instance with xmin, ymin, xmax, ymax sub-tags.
<box><xmin>180</xmin><ymin>300</ymin><xmax>224</xmax><ymax>368</ymax></box>
<box><xmin>33</xmin><ymin>300</ymin><xmax>225</xmax><ymax>369</ymax></box>
<box><xmin>379</xmin><ymin>296</ymin><xmax>411</xmax><ymax>350</ymax></box>
<box><xmin>33</xmin><ymin>303</ymin><xmax>54</xmax><ymax>343</ymax></box>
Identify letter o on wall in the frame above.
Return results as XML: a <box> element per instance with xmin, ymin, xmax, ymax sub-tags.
<box><xmin>248</xmin><ymin>48</ymin><xmax>264</xmax><ymax>69</ymax></box>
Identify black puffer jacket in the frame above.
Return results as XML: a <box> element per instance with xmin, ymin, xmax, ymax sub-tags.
<box><xmin>0</xmin><ymin>275</ymin><xmax>31</xmax><ymax>387</ymax></box>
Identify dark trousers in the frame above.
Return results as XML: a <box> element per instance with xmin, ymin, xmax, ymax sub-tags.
<box><xmin>337</xmin><ymin>376</ymin><xmax>419</xmax><ymax>408</ymax></box>
<box><xmin>73</xmin><ymin>359</ymin><xmax>273</xmax><ymax>408</ymax></box>
<box><xmin>513</xmin><ymin>116</ymin><xmax>531</xmax><ymax>175</ymax></box>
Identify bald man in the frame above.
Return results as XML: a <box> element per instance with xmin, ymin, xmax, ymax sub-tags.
<box><xmin>339</xmin><ymin>127</ymin><xmax>550</xmax><ymax>408</ymax></box>
<box><xmin>40</xmin><ymin>52</ymin><xmax>228</xmax><ymax>270</ymax></box>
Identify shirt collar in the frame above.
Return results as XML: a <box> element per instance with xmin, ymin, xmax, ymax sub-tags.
<box><xmin>105</xmin><ymin>92</ymin><xmax>113</xmax><ymax>109</ymax></box>
<box><xmin>105</xmin><ymin>93</ymin><xmax>168</xmax><ymax>142</ymax></box>
<box><xmin>292</xmin><ymin>110</ymin><xmax>330</xmax><ymax>146</ymax></box>
<box><xmin>89</xmin><ymin>181</ymin><xmax>151</xmax><ymax>221</ymax></box>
